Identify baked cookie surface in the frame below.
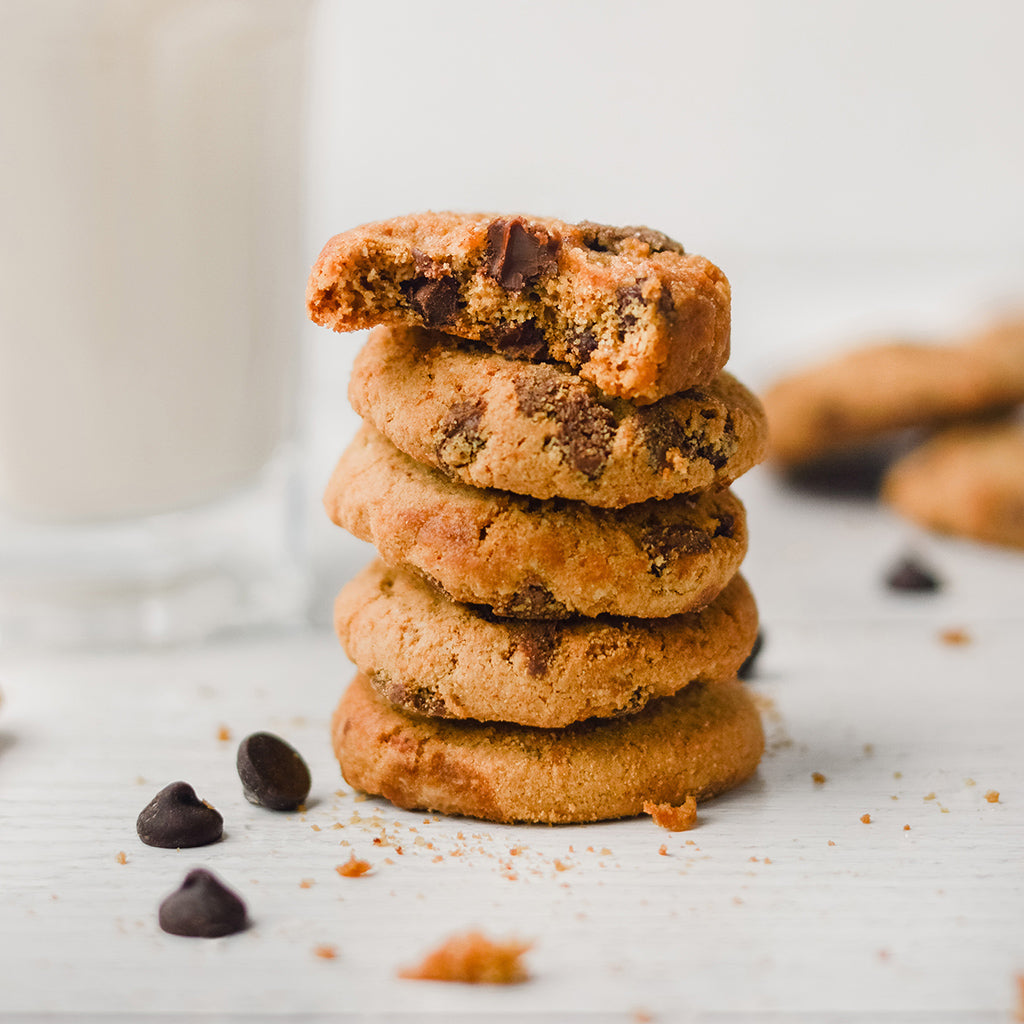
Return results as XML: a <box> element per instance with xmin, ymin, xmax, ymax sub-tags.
<box><xmin>332</xmin><ymin>672</ymin><xmax>764</xmax><ymax>824</ymax></box>
<box><xmin>349</xmin><ymin>325</ymin><xmax>766</xmax><ymax>507</ymax></box>
<box><xmin>882</xmin><ymin>418</ymin><xmax>1024</xmax><ymax>550</ymax></box>
<box><xmin>763</xmin><ymin>318</ymin><xmax>1024</xmax><ymax>467</ymax></box>
<box><xmin>324</xmin><ymin>423</ymin><xmax>747</xmax><ymax>619</ymax></box>
<box><xmin>334</xmin><ymin>560</ymin><xmax>759</xmax><ymax>728</ymax></box>
<box><xmin>306</xmin><ymin>211</ymin><xmax>731</xmax><ymax>404</ymax></box>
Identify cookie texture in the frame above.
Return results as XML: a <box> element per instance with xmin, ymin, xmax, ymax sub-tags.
<box><xmin>306</xmin><ymin>211</ymin><xmax>731</xmax><ymax>404</ymax></box>
<box><xmin>349</xmin><ymin>325</ymin><xmax>766</xmax><ymax>507</ymax></box>
<box><xmin>882</xmin><ymin>419</ymin><xmax>1024</xmax><ymax>549</ymax></box>
<box><xmin>324</xmin><ymin>423</ymin><xmax>747</xmax><ymax>619</ymax></box>
<box><xmin>763</xmin><ymin>317</ymin><xmax>1024</xmax><ymax>466</ymax></box>
<box><xmin>334</xmin><ymin>560</ymin><xmax>759</xmax><ymax>728</ymax></box>
<box><xmin>332</xmin><ymin>672</ymin><xmax>764</xmax><ymax>824</ymax></box>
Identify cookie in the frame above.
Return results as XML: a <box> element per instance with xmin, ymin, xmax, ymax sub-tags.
<box><xmin>334</xmin><ymin>560</ymin><xmax>759</xmax><ymax>728</ymax></box>
<box><xmin>882</xmin><ymin>418</ymin><xmax>1024</xmax><ymax>549</ymax></box>
<box><xmin>763</xmin><ymin>316</ymin><xmax>1024</xmax><ymax>467</ymax></box>
<box><xmin>331</xmin><ymin>672</ymin><xmax>764</xmax><ymax>824</ymax></box>
<box><xmin>306</xmin><ymin>211</ymin><xmax>731</xmax><ymax>404</ymax></box>
<box><xmin>348</xmin><ymin>325</ymin><xmax>767</xmax><ymax>508</ymax></box>
<box><xmin>324</xmin><ymin>423</ymin><xmax>747</xmax><ymax>619</ymax></box>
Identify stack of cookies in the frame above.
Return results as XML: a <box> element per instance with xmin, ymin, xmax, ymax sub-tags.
<box><xmin>306</xmin><ymin>212</ymin><xmax>769</xmax><ymax>824</ymax></box>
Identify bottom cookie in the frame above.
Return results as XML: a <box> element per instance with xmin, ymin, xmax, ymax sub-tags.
<box><xmin>331</xmin><ymin>673</ymin><xmax>764</xmax><ymax>824</ymax></box>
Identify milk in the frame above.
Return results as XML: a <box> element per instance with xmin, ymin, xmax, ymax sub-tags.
<box><xmin>0</xmin><ymin>0</ymin><xmax>311</xmax><ymax>523</ymax></box>
<box><xmin>0</xmin><ymin>0</ymin><xmax>313</xmax><ymax>645</ymax></box>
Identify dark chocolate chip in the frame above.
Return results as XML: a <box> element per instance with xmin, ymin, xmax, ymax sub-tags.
<box><xmin>885</xmin><ymin>555</ymin><xmax>942</xmax><ymax>593</ymax></box>
<box><xmin>576</xmin><ymin>222</ymin><xmax>686</xmax><ymax>255</ymax></box>
<box><xmin>643</xmin><ymin>522</ymin><xmax>711</xmax><ymax>576</ymax></box>
<box><xmin>489</xmin><ymin>320</ymin><xmax>548</xmax><ymax>360</ymax></box>
<box><xmin>372</xmin><ymin>671</ymin><xmax>447</xmax><ymax>718</ymax></box>
<box><xmin>496</xmin><ymin>585</ymin><xmax>569</xmax><ymax>619</ymax></box>
<box><xmin>236</xmin><ymin>732</ymin><xmax>311</xmax><ymax>811</ymax></box>
<box><xmin>485</xmin><ymin>219</ymin><xmax>559</xmax><ymax>291</ymax></box>
<box><xmin>640</xmin><ymin>409</ymin><xmax>730</xmax><ymax>473</ymax></box>
<box><xmin>513</xmin><ymin>624</ymin><xmax>561</xmax><ymax>678</ymax></box>
<box><xmin>565</xmin><ymin>330</ymin><xmax>599</xmax><ymax>362</ymax></box>
<box><xmin>713</xmin><ymin>513</ymin><xmax>735</xmax><ymax>539</ymax></box>
<box><xmin>136</xmin><ymin>781</ymin><xmax>223</xmax><ymax>849</ymax></box>
<box><xmin>158</xmin><ymin>868</ymin><xmax>248</xmax><ymax>938</ymax></box>
<box><xmin>738</xmin><ymin>631</ymin><xmax>764</xmax><ymax>680</ymax></box>
<box><xmin>401</xmin><ymin>274</ymin><xmax>459</xmax><ymax>327</ymax></box>
<box><xmin>513</xmin><ymin>370</ymin><xmax>614</xmax><ymax>480</ymax></box>
<box><xmin>435</xmin><ymin>399</ymin><xmax>486</xmax><ymax>469</ymax></box>
<box><xmin>616</xmin><ymin>281</ymin><xmax>646</xmax><ymax>333</ymax></box>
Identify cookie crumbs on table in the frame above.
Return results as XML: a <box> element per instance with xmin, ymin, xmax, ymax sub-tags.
<box><xmin>398</xmin><ymin>930</ymin><xmax>533</xmax><ymax>985</ymax></box>
<box><xmin>644</xmin><ymin>795</ymin><xmax>698</xmax><ymax>832</ymax></box>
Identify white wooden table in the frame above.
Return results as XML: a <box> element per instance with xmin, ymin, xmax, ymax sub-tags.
<box><xmin>2</xmin><ymin>257</ymin><xmax>1022</xmax><ymax>1022</ymax></box>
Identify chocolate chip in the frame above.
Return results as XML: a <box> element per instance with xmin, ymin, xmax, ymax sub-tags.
<box><xmin>643</xmin><ymin>522</ymin><xmax>712</xmax><ymax>575</ymax></box>
<box><xmin>489</xmin><ymin>320</ymin><xmax>548</xmax><ymax>360</ymax></box>
<box><xmin>616</xmin><ymin>281</ymin><xmax>645</xmax><ymax>334</ymax></box>
<box><xmin>136</xmin><ymin>781</ymin><xmax>223</xmax><ymax>849</ymax></box>
<box><xmin>576</xmin><ymin>222</ymin><xmax>686</xmax><ymax>255</ymax></box>
<box><xmin>565</xmin><ymin>330</ymin><xmax>599</xmax><ymax>362</ymax></box>
<box><xmin>513</xmin><ymin>624</ymin><xmax>560</xmax><ymax>678</ymax></box>
<box><xmin>401</xmin><ymin>274</ymin><xmax>459</xmax><ymax>327</ymax></box>
<box><xmin>435</xmin><ymin>399</ymin><xmax>486</xmax><ymax>469</ymax></box>
<box><xmin>514</xmin><ymin>369</ymin><xmax>615</xmax><ymax>479</ymax></box>
<box><xmin>640</xmin><ymin>408</ymin><xmax>731</xmax><ymax>473</ymax></box>
<box><xmin>496</xmin><ymin>585</ymin><xmax>569</xmax><ymax>619</ymax></box>
<box><xmin>885</xmin><ymin>555</ymin><xmax>942</xmax><ymax>593</ymax></box>
<box><xmin>738</xmin><ymin>631</ymin><xmax>764</xmax><ymax>680</ymax></box>
<box><xmin>372</xmin><ymin>671</ymin><xmax>447</xmax><ymax>718</ymax></box>
<box><xmin>485</xmin><ymin>219</ymin><xmax>559</xmax><ymax>291</ymax></box>
<box><xmin>236</xmin><ymin>732</ymin><xmax>311</xmax><ymax>811</ymax></box>
<box><xmin>158</xmin><ymin>868</ymin><xmax>248</xmax><ymax>938</ymax></box>
<box><xmin>713</xmin><ymin>513</ymin><xmax>735</xmax><ymax>539</ymax></box>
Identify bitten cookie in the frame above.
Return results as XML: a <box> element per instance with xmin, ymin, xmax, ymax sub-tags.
<box><xmin>763</xmin><ymin>317</ymin><xmax>1024</xmax><ymax>467</ymax></box>
<box><xmin>306</xmin><ymin>211</ymin><xmax>731</xmax><ymax>404</ymax></box>
<box><xmin>334</xmin><ymin>560</ymin><xmax>759</xmax><ymax>728</ymax></box>
<box><xmin>349</xmin><ymin>325</ymin><xmax>767</xmax><ymax>507</ymax></box>
<box><xmin>332</xmin><ymin>672</ymin><xmax>764</xmax><ymax>824</ymax></box>
<box><xmin>324</xmin><ymin>423</ymin><xmax>747</xmax><ymax>619</ymax></box>
<box><xmin>882</xmin><ymin>418</ymin><xmax>1024</xmax><ymax>549</ymax></box>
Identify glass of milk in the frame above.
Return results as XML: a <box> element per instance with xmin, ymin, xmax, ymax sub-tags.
<box><xmin>0</xmin><ymin>0</ymin><xmax>314</xmax><ymax>647</ymax></box>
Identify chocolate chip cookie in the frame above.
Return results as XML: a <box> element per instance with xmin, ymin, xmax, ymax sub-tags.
<box><xmin>334</xmin><ymin>560</ymin><xmax>759</xmax><ymax>728</ymax></box>
<box><xmin>763</xmin><ymin>316</ymin><xmax>1024</xmax><ymax>467</ymax></box>
<box><xmin>882</xmin><ymin>418</ymin><xmax>1024</xmax><ymax>550</ymax></box>
<box><xmin>306</xmin><ymin>211</ymin><xmax>731</xmax><ymax>404</ymax></box>
<box><xmin>349</xmin><ymin>325</ymin><xmax>766</xmax><ymax>507</ymax></box>
<box><xmin>332</xmin><ymin>672</ymin><xmax>764</xmax><ymax>824</ymax></box>
<box><xmin>324</xmin><ymin>423</ymin><xmax>747</xmax><ymax>619</ymax></box>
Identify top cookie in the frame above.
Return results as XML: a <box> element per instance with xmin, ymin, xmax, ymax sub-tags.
<box><xmin>763</xmin><ymin>316</ymin><xmax>1024</xmax><ymax>467</ymax></box>
<box><xmin>306</xmin><ymin>211</ymin><xmax>731</xmax><ymax>404</ymax></box>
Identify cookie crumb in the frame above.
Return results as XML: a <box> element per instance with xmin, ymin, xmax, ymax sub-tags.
<box><xmin>860</xmin><ymin>813</ymin><xmax>872</xmax><ymax>824</ymax></box>
<box><xmin>216</xmin><ymin>725</ymin><xmax>232</xmax><ymax>742</ymax></box>
<box><xmin>299</xmin><ymin>878</ymin><xmax>315</xmax><ymax>889</ymax></box>
<box><xmin>336</xmin><ymin>853</ymin><xmax>372</xmax><ymax>878</ymax></box>
<box><xmin>811</xmin><ymin>771</ymin><xmax>826</xmax><ymax>785</ymax></box>
<box><xmin>904</xmin><ymin>825</ymin><xmax>911</xmax><ymax>831</ymax></box>
<box><xmin>314</xmin><ymin>944</ymin><xmax>338</xmax><ymax>960</ymax></box>
<box><xmin>643</xmin><ymin>795</ymin><xmax>697</xmax><ymax>832</ymax></box>
<box><xmin>985</xmin><ymin>790</ymin><xmax>1000</xmax><ymax>803</ymax></box>
<box><xmin>658</xmin><ymin>845</ymin><xmax>668</xmax><ymax>856</ymax></box>
<box><xmin>828</xmin><ymin>840</ymin><xmax>836</xmax><ymax>846</ymax></box>
<box><xmin>116</xmin><ymin>851</ymin><xmax>127</xmax><ymax>865</ymax></box>
<box><xmin>398</xmin><ymin>931</ymin><xmax>532</xmax><ymax>984</ymax></box>
<box><xmin>924</xmin><ymin>792</ymin><xmax>936</xmax><ymax>801</ymax></box>
<box><xmin>939</xmin><ymin>627</ymin><xmax>971</xmax><ymax>646</ymax></box>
